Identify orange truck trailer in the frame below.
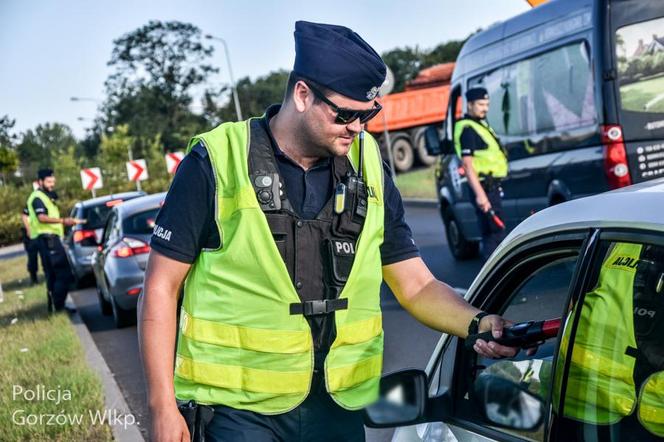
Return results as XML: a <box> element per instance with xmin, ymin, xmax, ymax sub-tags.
<box><xmin>367</xmin><ymin>62</ymin><xmax>454</xmax><ymax>172</ymax></box>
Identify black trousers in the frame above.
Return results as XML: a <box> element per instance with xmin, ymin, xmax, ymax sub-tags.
<box><xmin>205</xmin><ymin>372</ymin><xmax>365</xmax><ymax>442</ymax></box>
<box><xmin>22</xmin><ymin>234</ymin><xmax>40</xmax><ymax>281</ymax></box>
<box><xmin>36</xmin><ymin>235</ymin><xmax>72</xmax><ymax>311</ymax></box>
<box><xmin>470</xmin><ymin>180</ymin><xmax>507</xmax><ymax>261</ymax></box>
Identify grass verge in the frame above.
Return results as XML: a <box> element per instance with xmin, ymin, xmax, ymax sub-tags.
<box><xmin>0</xmin><ymin>255</ymin><xmax>112</xmax><ymax>441</ymax></box>
<box><xmin>394</xmin><ymin>166</ymin><xmax>437</xmax><ymax>199</ymax></box>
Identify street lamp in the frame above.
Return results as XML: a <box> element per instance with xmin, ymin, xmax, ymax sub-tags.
<box><xmin>70</xmin><ymin>96</ymin><xmax>100</xmax><ymax>103</ymax></box>
<box><xmin>205</xmin><ymin>34</ymin><xmax>243</xmax><ymax>121</ymax></box>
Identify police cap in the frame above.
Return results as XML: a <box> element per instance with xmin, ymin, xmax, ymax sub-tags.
<box><xmin>293</xmin><ymin>21</ymin><xmax>386</xmax><ymax>102</ymax></box>
<box><xmin>465</xmin><ymin>87</ymin><xmax>489</xmax><ymax>102</ymax></box>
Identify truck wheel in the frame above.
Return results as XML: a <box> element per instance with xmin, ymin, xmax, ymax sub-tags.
<box><xmin>444</xmin><ymin>207</ymin><xmax>479</xmax><ymax>260</ymax></box>
<box><xmin>415</xmin><ymin>129</ymin><xmax>437</xmax><ymax>166</ymax></box>
<box><xmin>391</xmin><ymin>136</ymin><xmax>415</xmax><ymax>173</ymax></box>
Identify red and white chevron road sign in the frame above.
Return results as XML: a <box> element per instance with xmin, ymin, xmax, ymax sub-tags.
<box><xmin>165</xmin><ymin>151</ymin><xmax>184</xmax><ymax>174</ymax></box>
<box><xmin>126</xmin><ymin>159</ymin><xmax>148</xmax><ymax>182</ymax></box>
<box><xmin>80</xmin><ymin>167</ymin><xmax>103</xmax><ymax>190</ymax></box>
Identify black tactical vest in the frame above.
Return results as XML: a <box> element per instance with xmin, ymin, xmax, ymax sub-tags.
<box><xmin>246</xmin><ymin>118</ymin><xmax>369</xmax><ymax>369</ymax></box>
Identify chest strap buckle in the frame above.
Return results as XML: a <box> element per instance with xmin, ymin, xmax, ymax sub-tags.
<box><xmin>289</xmin><ymin>299</ymin><xmax>348</xmax><ymax>317</ymax></box>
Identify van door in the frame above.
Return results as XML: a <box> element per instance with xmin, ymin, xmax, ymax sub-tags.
<box><xmin>611</xmin><ymin>1</ymin><xmax>664</xmax><ymax>183</ymax></box>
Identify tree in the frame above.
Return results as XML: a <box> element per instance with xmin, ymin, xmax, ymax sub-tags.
<box><xmin>209</xmin><ymin>70</ymin><xmax>289</xmax><ymax>124</ymax></box>
<box><xmin>103</xmin><ymin>21</ymin><xmax>217</xmax><ymax>152</ymax></box>
<box><xmin>420</xmin><ymin>39</ymin><xmax>467</xmax><ymax>69</ymax></box>
<box><xmin>381</xmin><ymin>47</ymin><xmax>423</xmax><ymax>93</ymax></box>
<box><xmin>0</xmin><ymin>115</ymin><xmax>18</xmax><ymax>149</ymax></box>
<box><xmin>0</xmin><ymin>146</ymin><xmax>18</xmax><ymax>184</ymax></box>
<box><xmin>16</xmin><ymin>122</ymin><xmax>77</xmax><ymax>182</ymax></box>
<box><xmin>99</xmin><ymin>124</ymin><xmax>134</xmax><ymax>190</ymax></box>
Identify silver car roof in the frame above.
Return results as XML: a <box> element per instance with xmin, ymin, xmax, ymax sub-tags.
<box><xmin>426</xmin><ymin>178</ymin><xmax>664</xmax><ymax>377</ymax></box>
<box><xmin>469</xmin><ymin>178</ymin><xmax>664</xmax><ymax>299</ymax></box>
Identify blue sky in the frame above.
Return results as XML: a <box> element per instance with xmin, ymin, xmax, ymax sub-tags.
<box><xmin>0</xmin><ymin>0</ymin><xmax>530</xmax><ymax>139</ymax></box>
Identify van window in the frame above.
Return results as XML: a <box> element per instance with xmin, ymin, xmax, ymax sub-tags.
<box><xmin>471</xmin><ymin>42</ymin><xmax>597</xmax><ymax>156</ymax></box>
<box><xmin>615</xmin><ymin>17</ymin><xmax>664</xmax><ymax>126</ymax></box>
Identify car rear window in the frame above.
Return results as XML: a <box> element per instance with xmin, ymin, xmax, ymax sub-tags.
<box><xmin>81</xmin><ymin>205</ymin><xmax>113</xmax><ymax>230</ymax></box>
<box><xmin>122</xmin><ymin>208</ymin><xmax>160</xmax><ymax>234</ymax></box>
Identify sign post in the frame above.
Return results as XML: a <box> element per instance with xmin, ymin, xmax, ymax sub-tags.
<box><xmin>165</xmin><ymin>152</ymin><xmax>185</xmax><ymax>175</ymax></box>
<box><xmin>80</xmin><ymin>167</ymin><xmax>103</xmax><ymax>198</ymax></box>
<box><xmin>126</xmin><ymin>159</ymin><xmax>148</xmax><ymax>191</ymax></box>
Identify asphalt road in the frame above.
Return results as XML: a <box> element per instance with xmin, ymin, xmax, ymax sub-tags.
<box><xmin>69</xmin><ymin>202</ymin><xmax>485</xmax><ymax>441</ymax></box>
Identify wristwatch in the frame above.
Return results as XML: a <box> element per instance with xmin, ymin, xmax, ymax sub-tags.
<box><xmin>468</xmin><ymin>311</ymin><xmax>490</xmax><ymax>336</ymax></box>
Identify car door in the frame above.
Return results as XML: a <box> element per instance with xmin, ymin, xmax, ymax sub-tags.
<box><xmin>551</xmin><ymin>231</ymin><xmax>664</xmax><ymax>441</ymax></box>
<box><xmin>406</xmin><ymin>232</ymin><xmax>589</xmax><ymax>442</ymax></box>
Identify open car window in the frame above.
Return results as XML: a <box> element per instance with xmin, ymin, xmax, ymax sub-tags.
<box><xmin>450</xmin><ymin>246</ymin><xmax>581</xmax><ymax>442</ymax></box>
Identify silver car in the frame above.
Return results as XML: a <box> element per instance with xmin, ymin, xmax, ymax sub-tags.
<box><xmin>64</xmin><ymin>191</ymin><xmax>145</xmax><ymax>284</ymax></box>
<box><xmin>365</xmin><ymin>179</ymin><xmax>664</xmax><ymax>441</ymax></box>
<box><xmin>92</xmin><ymin>192</ymin><xmax>165</xmax><ymax>328</ymax></box>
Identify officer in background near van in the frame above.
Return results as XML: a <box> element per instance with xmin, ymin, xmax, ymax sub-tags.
<box><xmin>26</xmin><ymin>169</ymin><xmax>80</xmax><ymax>312</ymax></box>
<box><xmin>454</xmin><ymin>87</ymin><xmax>509</xmax><ymax>260</ymax></box>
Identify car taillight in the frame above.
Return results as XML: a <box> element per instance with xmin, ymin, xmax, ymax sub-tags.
<box><xmin>112</xmin><ymin>238</ymin><xmax>150</xmax><ymax>258</ymax></box>
<box><xmin>602</xmin><ymin>125</ymin><xmax>632</xmax><ymax>189</ymax></box>
<box><xmin>74</xmin><ymin>229</ymin><xmax>96</xmax><ymax>245</ymax></box>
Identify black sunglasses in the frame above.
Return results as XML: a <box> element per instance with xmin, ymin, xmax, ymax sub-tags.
<box><xmin>305</xmin><ymin>82</ymin><xmax>382</xmax><ymax>125</ymax></box>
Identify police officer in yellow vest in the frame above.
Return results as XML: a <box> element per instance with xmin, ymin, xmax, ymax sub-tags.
<box><xmin>139</xmin><ymin>22</ymin><xmax>522</xmax><ymax>442</ymax></box>
<box><xmin>557</xmin><ymin>242</ymin><xmax>664</xmax><ymax>439</ymax></box>
<box><xmin>26</xmin><ymin>169</ymin><xmax>79</xmax><ymax>312</ymax></box>
<box><xmin>454</xmin><ymin>87</ymin><xmax>509</xmax><ymax>260</ymax></box>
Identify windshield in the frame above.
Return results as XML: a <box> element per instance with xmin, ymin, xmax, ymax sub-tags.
<box><xmin>615</xmin><ymin>16</ymin><xmax>664</xmax><ymax>134</ymax></box>
<box><xmin>122</xmin><ymin>208</ymin><xmax>159</xmax><ymax>235</ymax></box>
<box><xmin>82</xmin><ymin>205</ymin><xmax>113</xmax><ymax>230</ymax></box>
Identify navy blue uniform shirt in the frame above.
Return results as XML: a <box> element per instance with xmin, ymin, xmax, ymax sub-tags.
<box><xmin>459</xmin><ymin>114</ymin><xmax>490</xmax><ymax>157</ymax></box>
<box><xmin>151</xmin><ymin>106</ymin><xmax>419</xmax><ymax>265</ymax></box>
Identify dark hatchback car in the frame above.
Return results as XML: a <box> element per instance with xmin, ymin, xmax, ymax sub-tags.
<box><xmin>92</xmin><ymin>192</ymin><xmax>165</xmax><ymax>328</ymax></box>
<box><xmin>64</xmin><ymin>191</ymin><xmax>145</xmax><ymax>283</ymax></box>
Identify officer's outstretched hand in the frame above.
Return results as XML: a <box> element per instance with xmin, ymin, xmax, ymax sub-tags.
<box><xmin>472</xmin><ymin>315</ymin><xmax>535</xmax><ymax>359</ymax></box>
<box><xmin>150</xmin><ymin>405</ymin><xmax>190</xmax><ymax>442</ymax></box>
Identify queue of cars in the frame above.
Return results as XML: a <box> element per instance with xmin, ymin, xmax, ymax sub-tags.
<box><xmin>63</xmin><ymin>191</ymin><xmax>165</xmax><ymax>328</ymax></box>
<box><xmin>63</xmin><ymin>191</ymin><xmax>144</xmax><ymax>284</ymax></box>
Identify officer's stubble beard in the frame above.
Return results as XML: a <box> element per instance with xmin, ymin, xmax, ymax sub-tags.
<box><xmin>300</xmin><ymin>107</ymin><xmax>358</xmax><ymax>160</ymax></box>
<box><xmin>40</xmin><ymin>177</ymin><xmax>56</xmax><ymax>193</ymax></box>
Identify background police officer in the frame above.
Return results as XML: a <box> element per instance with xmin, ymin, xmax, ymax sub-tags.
<box><xmin>26</xmin><ymin>169</ymin><xmax>80</xmax><ymax>312</ymax></box>
<box><xmin>455</xmin><ymin>87</ymin><xmax>509</xmax><ymax>260</ymax></box>
<box><xmin>20</xmin><ymin>206</ymin><xmax>40</xmax><ymax>284</ymax></box>
<box><xmin>140</xmin><ymin>22</ymin><xmax>521</xmax><ymax>442</ymax></box>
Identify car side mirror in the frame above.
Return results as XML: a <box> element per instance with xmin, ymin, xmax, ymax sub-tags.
<box><xmin>473</xmin><ymin>374</ymin><xmax>544</xmax><ymax>431</ymax></box>
<box><xmin>363</xmin><ymin>369</ymin><xmax>427</xmax><ymax>428</ymax></box>
<box><xmin>424</xmin><ymin>124</ymin><xmax>453</xmax><ymax>157</ymax></box>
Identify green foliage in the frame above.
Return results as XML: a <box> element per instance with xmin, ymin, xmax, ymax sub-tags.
<box><xmin>620</xmin><ymin>52</ymin><xmax>664</xmax><ymax>82</ymax></box>
<box><xmin>98</xmin><ymin>124</ymin><xmax>134</xmax><ymax>189</ymax></box>
<box><xmin>103</xmin><ymin>20</ymin><xmax>217</xmax><ymax>153</ymax></box>
<box><xmin>211</xmin><ymin>70</ymin><xmax>289</xmax><ymax>124</ymax></box>
<box><xmin>0</xmin><ymin>114</ymin><xmax>18</xmax><ymax>148</ymax></box>
<box><xmin>16</xmin><ymin>123</ymin><xmax>77</xmax><ymax>182</ymax></box>
<box><xmin>381</xmin><ymin>47</ymin><xmax>423</xmax><ymax>93</ymax></box>
<box><xmin>0</xmin><ymin>145</ymin><xmax>19</xmax><ymax>179</ymax></box>
<box><xmin>421</xmin><ymin>39</ymin><xmax>467</xmax><ymax>69</ymax></box>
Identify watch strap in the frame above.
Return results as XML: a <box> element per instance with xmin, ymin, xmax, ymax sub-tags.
<box><xmin>468</xmin><ymin>311</ymin><xmax>490</xmax><ymax>336</ymax></box>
